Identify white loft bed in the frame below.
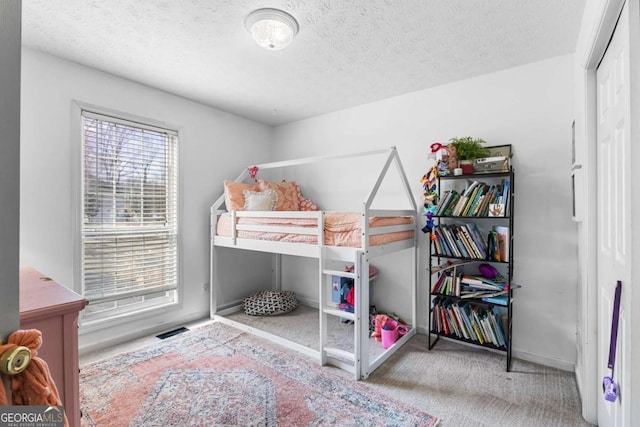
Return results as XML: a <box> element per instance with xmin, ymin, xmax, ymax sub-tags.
<box><xmin>209</xmin><ymin>147</ymin><xmax>418</xmax><ymax>380</ymax></box>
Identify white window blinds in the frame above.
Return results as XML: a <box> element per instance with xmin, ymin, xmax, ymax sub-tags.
<box><xmin>81</xmin><ymin>110</ymin><xmax>178</xmax><ymax>313</ymax></box>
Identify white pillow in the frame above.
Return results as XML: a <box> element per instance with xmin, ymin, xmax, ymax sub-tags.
<box><xmin>242</xmin><ymin>189</ymin><xmax>278</xmax><ymax>211</ymax></box>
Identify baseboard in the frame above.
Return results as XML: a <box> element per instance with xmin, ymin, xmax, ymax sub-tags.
<box><xmin>79</xmin><ymin>312</ymin><xmax>207</xmax><ymax>355</ymax></box>
<box><xmin>416</xmin><ymin>327</ymin><xmax>575</xmax><ymax>372</ymax></box>
<box><xmin>296</xmin><ymin>296</ymin><xmax>318</xmax><ymax>308</ymax></box>
<box><xmin>512</xmin><ymin>348</ymin><xmax>575</xmax><ymax>372</ymax></box>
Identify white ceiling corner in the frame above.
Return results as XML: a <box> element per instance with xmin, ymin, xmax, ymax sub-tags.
<box><xmin>22</xmin><ymin>0</ymin><xmax>586</xmax><ymax>126</ymax></box>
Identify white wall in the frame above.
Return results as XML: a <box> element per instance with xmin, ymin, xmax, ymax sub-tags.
<box><xmin>20</xmin><ymin>48</ymin><xmax>273</xmax><ymax>351</ymax></box>
<box><xmin>273</xmin><ymin>54</ymin><xmax>578</xmax><ymax>369</ymax></box>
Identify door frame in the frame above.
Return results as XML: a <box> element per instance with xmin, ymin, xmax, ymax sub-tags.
<box><xmin>0</xmin><ymin>0</ymin><xmax>22</xmax><ymax>340</ymax></box>
<box><xmin>0</xmin><ymin>0</ymin><xmax>22</xmax><ymax>398</ymax></box>
<box><xmin>575</xmin><ymin>2</ymin><xmax>623</xmax><ymax>422</ymax></box>
<box><xmin>576</xmin><ymin>0</ymin><xmax>639</xmax><ymax>423</ymax></box>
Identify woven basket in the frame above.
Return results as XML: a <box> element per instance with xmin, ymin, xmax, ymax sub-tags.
<box><xmin>242</xmin><ymin>290</ymin><xmax>298</xmax><ymax>316</ymax></box>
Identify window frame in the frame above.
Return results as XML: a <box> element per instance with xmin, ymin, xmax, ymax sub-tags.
<box><xmin>72</xmin><ymin>101</ymin><xmax>183</xmax><ymax>330</ymax></box>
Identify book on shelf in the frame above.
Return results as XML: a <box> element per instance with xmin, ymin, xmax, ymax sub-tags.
<box><xmin>501</xmin><ymin>179</ymin><xmax>510</xmax><ymax>212</ymax></box>
<box><xmin>433</xmin><ymin>224</ymin><xmax>489</xmax><ymax>260</ymax></box>
<box><xmin>433</xmin><ymin>265</ymin><xmax>462</xmax><ymax>296</ymax></box>
<box><xmin>460</xmin><ymin>289</ymin><xmax>507</xmax><ymax>299</ymax></box>
<box><xmin>454</xmin><ymin>226</ymin><xmax>474</xmax><ymax>258</ymax></box>
<box><xmin>468</xmin><ymin>307</ymin><xmax>485</xmax><ymax>344</ymax></box>
<box><xmin>467</xmin><ymin>184</ymin><xmax>487</xmax><ymax>216</ymax></box>
<box><xmin>436</xmin><ymin>190</ymin><xmax>454</xmax><ymax>216</ymax></box>
<box><xmin>461</xmin><ymin>274</ymin><xmax>506</xmax><ymax>289</ymax></box>
<box><xmin>445</xmin><ymin>228</ymin><xmax>460</xmax><ymax>257</ymax></box>
<box><xmin>491</xmin><ymin>313</ymin><xmax>507</xmax><ymax>347</ymax></box>
<box><xmin>451</xmin><ymin>304</ymin><xmax>469</xmax><ymax>339</ymax></box>
<box><xmin>464</xmin><ymin>223</ymin><xmax>487</xmax><ymax>258</ymax></box>
<box><xmin>462</xmin><ymin>180</ymin><xmax>481</xmax><ymax>197</ymax></box>
<box><xmin>461</xmin><ymin>185</ymin><xmax>480</xmax><ymax>216</ymax></box>
<box><xmin>486</xmin><ymin>231</ymin><xmax>501</xmax><ymax>261</ymax></box>
<box><xmin>433</xmin><ymin>298</ymin><xmax>451</xmax><ymax>336</ymax></box>
<box><xmin>441</xmin><ymin>225</ymin><xmax>463</xmax><ymax>257</ymax></box>
<box><xmin>482</xmin><ymin>315</ymin><xmax>499</xmax><ymax>346</ymax></box>
<box><xmin>433</xmin><ymin>304</ymin><xmax>442</xmax><ymax>332</ymax></box>
<box><xmin>457</xmin><ymin>303</ymin><xmax>476</xmax><ymax>342</ymax></box>
<box><xmin>442</xmin><ymin>301</ymin><xmax>460</xmax><ymax>337</ymax></box>
<box><xmin>433</xmin><ymin>232</ymin><xmax>443</xmax><ymax>255</ymax></box>
<box><xmin>436</xmin><ymin>178</ymin><xmax>512</xmax><ymax>218</ymax></box>
<box><xmin>488</xmin><ymin>310</ymin><xmax>506</xmax><ymax>347</ymax></box>
<box><xmin>442</xmin><ymin>192</ymin><xmax>461</xmax><ymax>216</ymax></box>
<box><xmin>433</xmin><ymin>227</ymin><xmax>452</xmax><ymax>257</ymax></box>
<box><xmin>452</xmin><ymin>228</ymin><xmax>471</xmax><ymax>258</ymax></box>
<box><xmin>459</xmin><ymin>274</ymin><xmax>484</xmax><ymax>286</ymax></box>
<box><xmin>432</xmin><ymin>297</ymin><xmax>508</xmax><ymax>349</ymax></box>
<box><xmin>431</xmin><ymin>270</ymin><xmax>447</xmax><ymax>293</ymax></box>
<box><xmin>472</xmin><ymin>307</ymin><xmax>494</xmax><ymax>345</ymax></box>
<box><xmin>430</xmin><ymin>259</ymin><xmax>476</xmax><ymax>274</ymax></box>
<box><xmin>481</xmin><ymin>295</ymin><xmax>509</xmax><ymax>306</ymax></box>
<box><xmin>475</xmin><ymin>184</ymin><xmax>495</xmax><ymax>216</ymax></box>
<box><xmin>492</xmin><ymin>225</ymin><xmax>509</xmax><ymax>262</ymax></box>
<box><xmin>478</xmin><ymin>184</ymin><xmax>498</xmax><ymax>216</ymax></box>
<box><xmin>452</xmin><ymin>195</ymin><xmax>468</xmax><ymax>216</ymax></box>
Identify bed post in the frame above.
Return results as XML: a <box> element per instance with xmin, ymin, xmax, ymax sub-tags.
<box><xmin>210</xmin><ymin>206</ymin><xmax>217</xmax><ymax>318</ymax></box>
<box><xmin>318</xmin><ymin>246</ymin><xmax>327</xmax><ymax>366</ymax></box>
<box><xmin>356</xmin><ymin>250</ymin><xmax>368</xmax><ymax>379</ymax></box>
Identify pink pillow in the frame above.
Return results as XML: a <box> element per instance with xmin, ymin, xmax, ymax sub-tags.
<box><xmin>299</xmin><ymin>197</ymin><xmax>319</xmax><ymax>211</ymax></box>
<box><xmin>223</xmin><ymin>180</ymin><xmax>257</xmax><ymax>211</ymax></box>
<box><xmin>257</xmin><ymin>180</ymin><xmax>300</xmax><ymax>211</ymax></box>
<box><xmin>293</xmin><ymin>182</ymin><xmax>319</xmax><ymax>211</ymax></box>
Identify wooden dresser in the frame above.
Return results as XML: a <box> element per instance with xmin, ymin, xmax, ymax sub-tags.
<box><xmin>19</xmin><ymin>267</ymin><xmax>88</xmax><ymax>427</ymax></box>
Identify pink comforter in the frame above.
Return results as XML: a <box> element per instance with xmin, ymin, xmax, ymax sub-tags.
<box><xmin>216</xmin><ymin>212</ymin><xmax>414</xmax><ymax>247</ymax></box>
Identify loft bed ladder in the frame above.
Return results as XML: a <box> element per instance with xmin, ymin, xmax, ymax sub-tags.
<box><xmin>315</xmin><ymin>146</ymin><xmax>418</xmax><ymax>379</ymax></box>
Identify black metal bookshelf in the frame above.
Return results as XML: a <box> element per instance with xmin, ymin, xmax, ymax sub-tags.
<box><xmin>427</xmin><ymin>169</ymin><xmax>515</xmax><ymax>371</ymax></box>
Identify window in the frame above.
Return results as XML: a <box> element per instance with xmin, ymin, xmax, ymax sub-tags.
<box><xmin>80</xmin><ymin>110</ymin><xmax>178</xmax><ymax>325</ymax></box>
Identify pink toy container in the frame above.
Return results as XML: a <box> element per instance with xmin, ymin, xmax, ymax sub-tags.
<box><xmin>381</xmin><ymin>319</ymin><xmax>399</xmax><ymax>349</ymax></box>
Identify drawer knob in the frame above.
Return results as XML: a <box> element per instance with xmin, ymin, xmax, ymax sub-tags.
<box><xmin>0</xmin><ymin>346</ymin><xmax>32</xmax><ymax>375</ymax></box>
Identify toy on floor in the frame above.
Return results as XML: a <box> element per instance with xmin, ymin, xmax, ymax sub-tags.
<box><xmin>371</xmin><ymin>314</ymin><xmax>390</xmax><ymax>342</ymax></box>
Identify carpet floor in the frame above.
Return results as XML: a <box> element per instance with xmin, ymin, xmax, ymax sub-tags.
<box><xmin>80</xmin><ymin>309</ymin><xmax>593</xmax><ymax>426</ymax></box>
<box><xmin>223</xmin><ymin>305</ymin><xmax>593</xmax><ymax>427</ymax></box>
<box><xmin>79</xmin><ymin>321</ymin><xmax>439</xmax><ymax>426</ymax></box>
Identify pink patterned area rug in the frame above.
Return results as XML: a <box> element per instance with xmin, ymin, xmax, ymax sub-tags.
<box><xmin>80</xmin><ymin>322</ymin><xmax>439</xmax><ymax>426</ymax></box>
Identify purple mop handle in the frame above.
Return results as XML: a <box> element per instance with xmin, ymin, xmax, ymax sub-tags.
<box><xmin>607</xmin><ymin>281</ymin><xmax>622</xmax><ymax>373</ymax></box>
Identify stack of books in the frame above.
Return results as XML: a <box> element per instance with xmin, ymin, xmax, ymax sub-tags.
<box><xmin>435</xmin><ymin>179</ymin><xmax>510</xmax><ymax>217</ymax></box>
<box><xmin>431</xmin><ymin>297</ymin><xmax>507</xmax><ymax>348</ymax></box>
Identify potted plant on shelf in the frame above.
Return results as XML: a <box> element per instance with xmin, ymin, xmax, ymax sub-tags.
<box><xmin>449</xmin><ymin>136</ymin><xmax>490</xmax><ymax>174</ymax></box>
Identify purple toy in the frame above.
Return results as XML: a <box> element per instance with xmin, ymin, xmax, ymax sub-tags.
<box><xmin>602</xmin><ymin>280</ymin><xmax>622</xmax><ymax>403</ymax></box>
<box><xmin>478</xmin><ymin>263</ymin><xmax>498</xmax><ymax>279</ymax></box>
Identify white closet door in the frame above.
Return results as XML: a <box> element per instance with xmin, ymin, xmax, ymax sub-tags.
<box><xmin>596</xmin><ymin>3</ymin><xmax>632</xmax><ymax>426</ymax></box>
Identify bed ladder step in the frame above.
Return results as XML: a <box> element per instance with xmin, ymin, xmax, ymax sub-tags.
<box><xmin>322</xmin><ymin>306</ymin><xmax>355</xmax><ymax>320</ymax></box>
<box><xmin>324</xmin><ymin>346</ymin><xmax>355</xmax><ymax>362</ymax></box>
<box><xmin>322</xmin><ymin>269</ymin><xmax>356</xmax><ymax>279</ymax></box>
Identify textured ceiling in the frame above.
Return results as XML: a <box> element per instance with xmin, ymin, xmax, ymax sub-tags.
<box><xmin>22</xmin><ymin>0</ymin><xmax>585</xmax><ymax>126</ymax></box>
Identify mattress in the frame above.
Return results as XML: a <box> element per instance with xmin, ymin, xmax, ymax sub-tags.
<box><xmin>216</xmin><ymin>212</ymin><xmax>414</xmax><ymax>247</ymax></box>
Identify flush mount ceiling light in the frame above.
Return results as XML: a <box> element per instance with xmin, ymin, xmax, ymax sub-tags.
<box><xmin>245</xmin><ymin>8</ymin><xmax>299</xmax><ymax>50</ymax></box>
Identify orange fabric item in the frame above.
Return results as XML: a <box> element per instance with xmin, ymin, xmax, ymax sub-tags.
<box><xmin>0</xmin><ymin>329</ymin><xmax>68</xmax><ymax>427</ymax></box>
